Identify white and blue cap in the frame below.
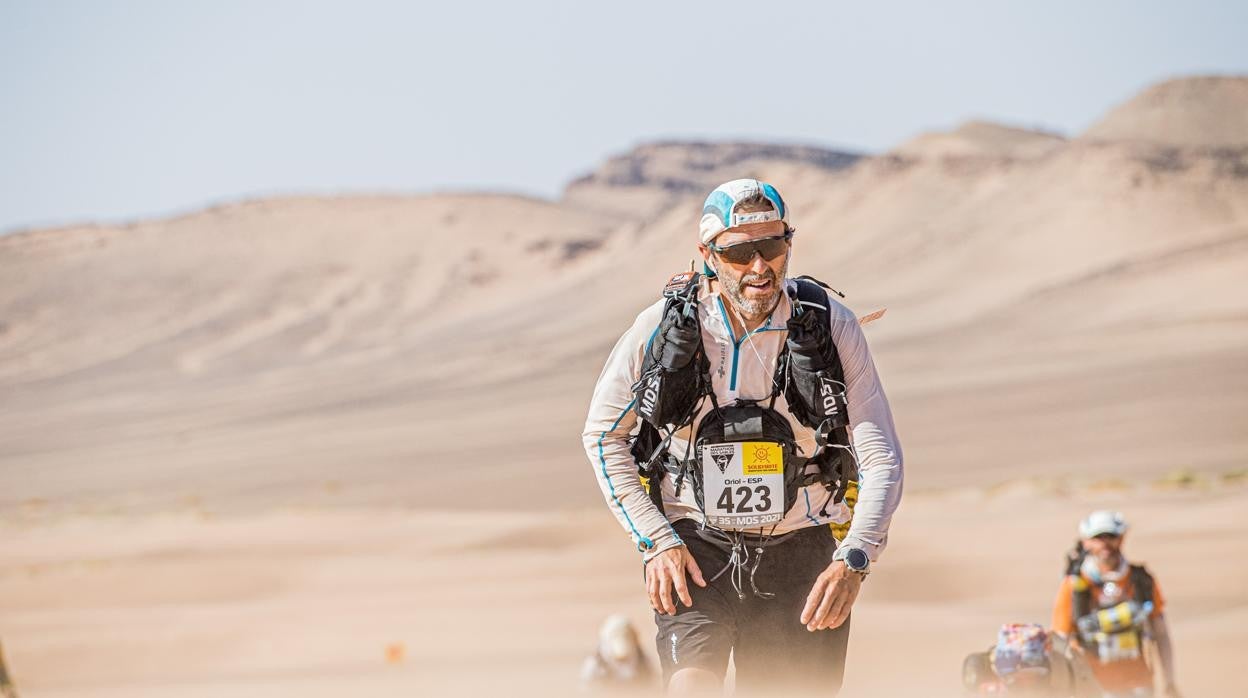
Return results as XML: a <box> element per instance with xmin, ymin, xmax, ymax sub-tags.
<box><xmin>699</xmin><ymin>178</ymin><xmax>788</xmax><ymax>244</ymax></box>
<box><xmin>1079</xmin><ymin>510</ymin><xmax>1128</xmax><ymax>538</ymax></box>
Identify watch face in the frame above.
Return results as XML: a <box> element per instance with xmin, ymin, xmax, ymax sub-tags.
<box><xmin>845</xmin><ymin>548</ymin><xmax>869</xmax><ymax>571</ymax></box>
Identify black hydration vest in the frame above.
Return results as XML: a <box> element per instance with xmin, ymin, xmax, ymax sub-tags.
<box><xmin>628</xmin><ymin>271</ymin><xmax>856</xmax><ymax>532</ymax></box>
<box><xmin>1065</xmin><ymin>545</ymin><xmax>1157</xmax><ymax>622</ymax></box>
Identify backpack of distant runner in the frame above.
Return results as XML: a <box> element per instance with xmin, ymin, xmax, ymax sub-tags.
<box><xmin>628</xmin><ymin>272</ymin><xmax>856</xmax><ymax>531</ymax></box>
<box><xmin>963</xmin><ymin>625</ymin><xmax>1079</xmax><ymax>695</ymax></box>
<box><xmin>1065</xmin><ymin>545</ymin><xmax>1156</xmax><ymax>617</ymax></box>
<box><xmin>992</xmin><ymin>623</ymin><xmax>1052</xmax><ymax>678</ymax></box>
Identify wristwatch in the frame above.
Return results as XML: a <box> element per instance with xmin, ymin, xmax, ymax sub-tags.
<box><xmin>833</xmin><ymin>546</ymin><xmax>871</xmax><ymax>577</ymax></box>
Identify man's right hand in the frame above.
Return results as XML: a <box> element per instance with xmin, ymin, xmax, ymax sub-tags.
<box><xmin>645</xmin><ymin>545</ymin><xmax>707</xmax><ymax>615</ymax></box>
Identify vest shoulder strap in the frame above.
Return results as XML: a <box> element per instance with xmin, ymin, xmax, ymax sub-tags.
<box><xmin>631</xmin><ymin>270</ymin><xmax>709</xmax><ymax>429</ymax></box>
<box><xmin>789</xmin><ymin>275</ymin><xmax>835</xmax><ymax>317</ymax></box>
<box><xmin>1128</xmin><ymin>564</ymin><xmax>1155</xmax><ymax>606</ymax></box>
<box><xmin>663</xmin><ymin>271</ymin><xmax>700</xmax><ymax>298</ymax></box>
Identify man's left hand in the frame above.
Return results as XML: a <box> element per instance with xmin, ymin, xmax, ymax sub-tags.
<box><xmin>800</xmin><ymin>560</ymin><xmax>863</xmax><ymax>631</ymax></box>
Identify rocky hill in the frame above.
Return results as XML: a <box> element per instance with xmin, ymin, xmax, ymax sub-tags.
<box><xmin>562</xmin><ymin>140</ymin><xmax>862</xmax><ymax>219</ymax></box>
<box><xmin>893</xmin><ymin>120</ymin><xmax>1066</xmax><ymax>159</ymax></box>
<box><xmin>1</xmin><ymin>76</ymin><xmax>1245</xmax><ymax>515</ymax></box>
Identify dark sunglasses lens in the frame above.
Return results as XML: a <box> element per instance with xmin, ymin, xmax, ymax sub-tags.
<box><xmin>719</xmin><ymin>237</ymin><xmax>788</xmax><ymax>264</ymax></box>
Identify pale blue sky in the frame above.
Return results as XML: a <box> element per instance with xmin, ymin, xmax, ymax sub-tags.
<box><xmin>2</xmin><ymin>0</ymin><xmax>1246</xmax><ymax>232</ymax></box>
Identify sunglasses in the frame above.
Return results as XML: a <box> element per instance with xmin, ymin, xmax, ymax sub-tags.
<box><xmin>707</xmin><ymin>231</ymin><xmax>793</xmax><ymax>265</ymax></box>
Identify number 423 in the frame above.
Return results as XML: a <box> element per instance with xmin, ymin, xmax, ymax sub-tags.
<box><xmin>715</xmin><ymin>485</ymin><xmax>773</xmax><ymax>513</ymax></box>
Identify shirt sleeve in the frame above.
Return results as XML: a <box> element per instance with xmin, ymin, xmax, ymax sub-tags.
<box><xmin>1052</xmin><ymin>577</ymin><xmax>1076</xmax><ymax>634</ymax></box>
<box><xmin>583</xmin><ymin>302</ymin><xmax>685</xmax><ymax>560</ymax></box>
<box><xmin>830</xmin><ymin>305</ymin><xmax>904</xmax><ymax>561</ymax></box>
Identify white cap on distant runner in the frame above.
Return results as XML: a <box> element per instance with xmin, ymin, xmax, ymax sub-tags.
<box><xmin>1079</xmin><ymin>510</ymin><xmax>1128</xmax><ymax>538</ymax></box>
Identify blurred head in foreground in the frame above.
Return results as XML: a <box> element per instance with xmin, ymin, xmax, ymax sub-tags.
<box><xmin>579</xmin><ymin>614</ymin><xmax>653</xmax><ymax>691</ymax></box>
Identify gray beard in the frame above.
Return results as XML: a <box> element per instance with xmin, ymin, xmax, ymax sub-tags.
<box><xmin>717</xmin><ymin>261</ymin><xmax>787</xmax><ymax>321</ymax></box>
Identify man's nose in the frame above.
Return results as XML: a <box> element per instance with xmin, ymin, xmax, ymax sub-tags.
<box><xmin>747</xmin><ymin>252</ymin><xmax>770</xmax><ymax>274</ymax></box>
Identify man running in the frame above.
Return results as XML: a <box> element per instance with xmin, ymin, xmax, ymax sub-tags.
<box><xmin>583</xmin><ymin>179</ymin><xmax>904</xmax><ymax>695</ymax></box>
<box><xmin>1051</xmin><ymin>511</ymin><xmax>1181</xmax><ymax>698</ymax></box>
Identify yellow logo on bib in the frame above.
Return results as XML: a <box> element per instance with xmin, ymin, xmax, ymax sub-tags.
<box><xmin>742</xmin><ymin>442</ymin><xmax>783</xmax><ymax>475</ymax></box>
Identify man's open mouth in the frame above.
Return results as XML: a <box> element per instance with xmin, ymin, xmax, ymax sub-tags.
<box><xmin>743</xmin><ymin>278</ymin><xmax>774</xmax><ymax>294</ymax></box>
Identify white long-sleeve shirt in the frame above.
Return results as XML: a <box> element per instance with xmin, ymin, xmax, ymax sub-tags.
<box><xmin>583</xmin><ymin>275</ymin><xmax>904</xmax><ymax>562</ymax></box>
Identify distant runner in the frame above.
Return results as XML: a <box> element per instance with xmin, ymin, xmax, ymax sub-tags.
<box><xmin>1051</xmin><ymin>511</ymin><xmax>1181</xmax><ymax>698</ymax></box>
<box><xmin>583</xmin><ymin>179</ymin><xmax>904</xmax><ymax>694</ymax></box>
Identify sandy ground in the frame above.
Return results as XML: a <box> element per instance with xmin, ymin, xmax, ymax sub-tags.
<box><xmin>2</xmin><ymin>483</ymin><xmax>1245</xmax><ymax>697</ymax></box>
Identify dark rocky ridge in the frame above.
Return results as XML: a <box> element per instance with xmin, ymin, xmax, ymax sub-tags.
<box><xmin>565</xmin><ymin>140</ymin><xmax>862</xmax><ymax>194</ymax></box>
<box><xmin>560</xmin><ymin>141</ymin><xmax>863</xmax><ymax>220</ymax></box>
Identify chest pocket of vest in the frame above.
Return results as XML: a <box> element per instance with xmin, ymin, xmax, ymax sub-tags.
<box><xmin>689</xmin><ymin>401</ymin><xmax>804</xmax><ymax>530</ymax></box>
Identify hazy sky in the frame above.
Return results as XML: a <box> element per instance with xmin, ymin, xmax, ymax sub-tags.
<box><xmin>2</xmin><ymin>0</ymin><xmax>1246</xmax><ymax>232</ymax></box>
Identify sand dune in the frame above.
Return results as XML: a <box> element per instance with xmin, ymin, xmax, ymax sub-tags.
<box><xmin>1082</xmin><ymin>76</ymin><xmax>1248</xmax><ymax>147</ymax></box>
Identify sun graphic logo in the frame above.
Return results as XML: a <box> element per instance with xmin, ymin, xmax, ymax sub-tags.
<box><xmin>743</xmin><ymin>443</ymin><xmax>782</xmax><ymax>475</ymax></box>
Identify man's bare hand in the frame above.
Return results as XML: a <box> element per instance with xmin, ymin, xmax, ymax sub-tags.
<box><xmin>645</xmin><ymin>545</ymin><xmax>707</xmax><ymax>615</ymax></box>
<box><xmin>800</xmin><ymin>561</ymin><xmax>862</xmax><ymax>631</ymax></box>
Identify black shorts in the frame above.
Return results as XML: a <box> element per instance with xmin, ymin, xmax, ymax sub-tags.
<box><xmin>653</xmin><ymin>518</ymin><xmax>851</xmax><ymax>695</ymax></box>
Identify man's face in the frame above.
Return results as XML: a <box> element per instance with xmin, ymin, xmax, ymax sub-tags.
<box><xmin>1083</xmin><ymin>533</ymin><xmax>1124</xmax><ymax>568</ymax></box>
<box><xmin>699</xmin><ymin>220</ymin><xmax>790</xmax><ymax>320</ymax></box>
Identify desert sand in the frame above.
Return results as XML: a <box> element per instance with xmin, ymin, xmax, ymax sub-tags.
<box><xmin>1</xmin><ymin>486</ymin><xmax>1245</xmax><ymax>697</ymax></box>
<box><xmin>1</xmin><ymin>76</ymin><xmax>1246</xmax><ymax>696</ymax></box>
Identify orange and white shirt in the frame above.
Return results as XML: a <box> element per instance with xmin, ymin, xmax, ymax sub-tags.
<box><xmin>1052</xmin><ymin>571</ymin><xmax>1166</xmax><ymax>693</ymax></box>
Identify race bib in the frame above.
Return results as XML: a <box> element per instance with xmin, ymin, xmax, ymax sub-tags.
<box><xmin>701</xmin><ymin>441</ymin><xmax>784</xmax><ymax>529</ymax></box>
